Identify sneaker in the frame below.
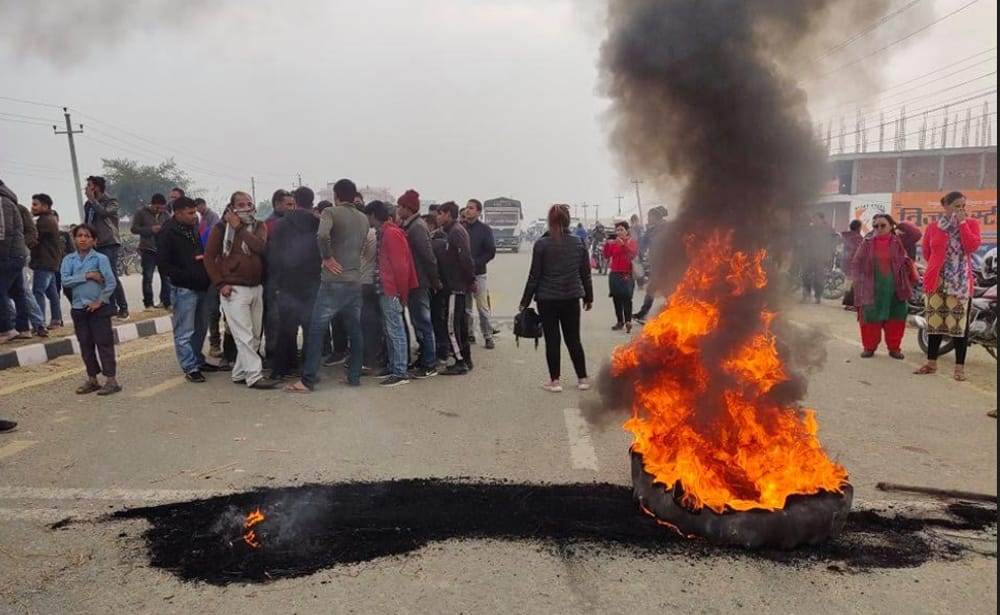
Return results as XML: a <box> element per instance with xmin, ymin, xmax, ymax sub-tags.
<box><xmin>323</xmin><ymin>353</ymin><xmax>347</xmax><ymax>367</ymax></box>
<box><xmin>116</xmin><ymin>311</ymin><xmax>130</xmax><ymax>321</ymax></box>
<box><xmin>341</xmin><ymin>378</ymin><xmax>361</xmax><ymax>387</ymax></box>
<box><xmin>185</xmin><ymin>371</ymin><xmax>206</xmax><ymax>383</ymax></box>
<box><xmin>0</xmin><ymin>330</ymin><xmax>17</xmax><ymax>344</ymax></box>
<box><xmin>442</xmin><ymin>363</ymin><xmax>469</xmax><ymax>376</ymax></box>
<box><xmin>34</xmin><ymin>327</ymin><xmax>48</xmax><ymax>338</ymax></box>
<box><xmin>249</xmin><ymin>378</ymin><xmax>279</xmax><ymax>390</ymax></box>
<box><xmin>96</xmin><ymin>382</ymin><xmax>122</xmax><ymax>396</ymax></box>
<box><xmin>625</xmin><ymin>322</ymin><xmax>632</xmax><ymax>334</ymax></box>
<box><xmin>611</xmin><ymin>323</ymin><xmax>623</xmax><ymax>331</ymax></box>
<box><xmin>380</xmin><ymin>375</ymin><xmax>410</xmax><ymax>387</ymax></box>
<box><xmin>542</xmin><ymin>382</ymin><xmax>563</xmax><ymax>393</ymax></box>
<box><xmin>0</xmin><ymin>419</ymin><xmax>17</xmax><ymax>433</ymax></box>
<box><xmin>409</xmin><ymin>366</ymin><xmax>438</xmax><ymax>379</ymax></box>
<box><xmin>198</xmin><ymin>363</ymin><xmax>223</xmax><ymax>373</ymax></box>
<box><xmin>484</xmin><ymin>339</ymin><xmax>496</xmax><ymax>350</ymax></box>
<box><xmin>860</xmin><ymin>350</ymin><xmax>875</xmax><ymax>358</ymax></box>
<box><xmin>577</xmin><ymin>379</ymin><xmax>592</xmax><ymax>391</ymax></box>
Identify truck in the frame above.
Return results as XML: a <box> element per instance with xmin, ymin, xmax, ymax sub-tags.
<box><xmin>483</xmin><ymin>197</ymin><xmax>524</xmax><ymax>253</ymax></box>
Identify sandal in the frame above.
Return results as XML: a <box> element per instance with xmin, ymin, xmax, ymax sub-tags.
<box><xmin>283</xmin><ymin>381</ymin><xmax>312</xmax><ymax>394</ymax></box>
<box><xmin>913</xmin><ymin>363</ymin><xmax>937</xmax><ymax>375</ymax></box>
<box><xmin>76</xmin><ymin>381</ymin><xmax>101</xmax><ymax>395</ymax></box>
<box><xmin>953</xmin><ymin>368</ymin><xmax>967</xmax><ymax>382</ymax></box>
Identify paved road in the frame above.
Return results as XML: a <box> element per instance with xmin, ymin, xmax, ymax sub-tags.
<box><xmin>1</xmin><ymin>249</ymin><xmax>996</xmax><ymax>614</ymax></box>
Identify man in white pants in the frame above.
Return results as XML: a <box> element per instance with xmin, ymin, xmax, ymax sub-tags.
<box><xmin>204</xmin><ymin>191</ymin><xmax>278</xmax><ymax>390</ymax></box>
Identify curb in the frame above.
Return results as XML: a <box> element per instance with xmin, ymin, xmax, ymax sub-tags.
<box><xmin>0</xmin><ymin>315</ymin><xmax>173</xmax><ymax>371</ymax></box>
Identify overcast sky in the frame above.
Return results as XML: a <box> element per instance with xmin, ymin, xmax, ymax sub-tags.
<box><xmin>1</xmin><ymin>0</ymin><xmax>996</xmax><ymax>225</ymax></box>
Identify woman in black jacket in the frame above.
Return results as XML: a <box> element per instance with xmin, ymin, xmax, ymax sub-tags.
<box><xmin>519</xmin><ymin>204</ymin><xmax>594</xmax><ymax>393</ymax></box>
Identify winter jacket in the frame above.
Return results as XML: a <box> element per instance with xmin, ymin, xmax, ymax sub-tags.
<box><xmin>83</xmin><ymin>194</ymin><xmax>121</xmax><ymax>247</ymax></box>
<box><xmin>16</xmin><ymin>204</ymin><xmax>37</xmax><ymax>258</ymax></box>
<box><xmin>921</xmin><ymin>217</ymin><xmax>981</xmax><ymax>296</ymax></box>
<box><xmin>131</xmin><ymin>206</ymin><xmax>170</xmax><ymax>253</ymax></box>
<box><xmin>377</xmin><ymin>221</ymin><xmax>419</xmax><ymax>302</ymax></box>
<box><xmin>850</xmin><ymin>233</ymin><xmax>913</xmax><ymax>308</ymax></box>
<box><xmin>316</xmin><ymin>204</ymin><xmax>369</xmax><ymax>284</ymax></box>
<box><xmin>30</xmin><ymin>211</ymin><xmax>63</xmax><ymax>271</ymax></box>
<box><xmin>0</xmin><ymin>182</ymin><xmax>26</xmax><ymax>259</ymax></box>
<box><xmin>401</xmin><ymin>214</ymin><xmax>440</xmax><ymax>289</ymax></box>
<box><xmin>465</xmin><ymin>219</ymin><xmax>496</xmax><ymax>275</ymax></box>
<box><xmin>267</xmin><ymin>208</ymin><xmax>321</xmax><ymax>293</ymax></box>
<box><xmin>156</xmin><ymin>218</ymin><xmax>211</xmax><ymax>291</ymax></box>
<box><xmin>604</xmin><ymin>238</ymin><xmax>638</xmax><ymax>274</ymax></box>
<box><xmin>429</xmin><ymin>227</ymin><xmax>448</xmax><ymax>289</ymax></box>
<box><xmin>440</xmin><ymin>221</ymin><xmax>475</xmax><ymax>293</ymax></box>
<box><xmin>520</xmin><ymin>230</ymin><xmax>593</xmax><ymax>307</ymax></box>
<box><xmin>204</xmin><ymin>221</ymin><xmax>268</xmax><ymax>288</ymax></box>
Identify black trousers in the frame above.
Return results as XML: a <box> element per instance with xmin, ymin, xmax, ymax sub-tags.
<box><xmin>271</xmin><ymin>284</ymin><xmax>318</xmax><ymax>377</ymax></box>
<box><xmin>446</xmin><ymin>292</ymin><xmax>472</xmax><ymax>368</ymax></box>
<box><xmin>431</xmin><ymin>288</ymin><xmax>451</xmax><ymax>361</ymax></box>
<box><xmin>801</xmin><ymin>262</ymin><xmax>826</xmax><ymax>300</ymax></box>
<box><xmin>612</xmin><ymin>296</ymin><xmax>633</xmax><ymax>325</ymax></box>
<box><xmin>361</xmin><ymin>284</ymin><xmax>386</xmax><ymax>368</ymax></box>
<box><xmin>538</xmin><ymin>299</ymin><xmax>587</xmax><ymax>381</ymax></box>
<box><xmin>71</xmin><ymin>304</ymin><xmax>117</xmax><ymax>378</ymax></box>
<box><xmin>139</xmin><ymin>250</ymin><xmax>171</xmax><ymax>308</ymax></box>
<box><xmin>263</xmin><ymin>281</ymin><xmax>280</xmax><ymax>360</ymax></box>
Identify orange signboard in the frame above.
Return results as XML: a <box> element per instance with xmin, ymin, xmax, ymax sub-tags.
<box><xmin>892</xmin><ymin>190</ymin><xmax>997</xmax><ymax>242</ymax></box>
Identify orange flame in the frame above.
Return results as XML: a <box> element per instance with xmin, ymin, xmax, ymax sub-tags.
<box><xmin>243</xmin><ymin>507</ymin><xmax>265</xmax><ymax>548</ymax></box>
<box><xmin>614</xmin><ymin>231</ymin><xmax>847</xmax><ymax>514</ymax></box>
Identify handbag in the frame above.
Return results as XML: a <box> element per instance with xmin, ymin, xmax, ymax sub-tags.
<box><xmin>514</xmin><ymin>307</ymin><xmax>543</xmax><ymax>349</ymax></box>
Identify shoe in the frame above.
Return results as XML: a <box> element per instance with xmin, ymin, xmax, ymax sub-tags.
<box><xmin>116</xmin><ymin>311</ymin><xmax>130</xmax><ymax>321</ymax></box>
<box><xmin>888</xmin><ymin>351</ymin><xmax>905</xmax><ymax>360</ymax></box>
<box><xmin>185</xmin><ymin>371</ymin><xmax>206</xmax><ymax>383</ymax></box>
<box><xmin>13</xmin><ymin>330</ymin><xmax>33</xmax><ymax>340</ymax></box>
<box><xmin>375</xmin><ymin>367</ymin><xmax>392</xmax><ymax>378</ymax></box>
<box><xmin>380</xmin><ymin>375</ymin><xmax>410</xmax><ymax>387</ymax></box>
<box><xmin>198</xmin><ymin>363</ymin><xmax>223</xmax><ymax>373</ymax></box>
<box><xmin>249</xmin><ymin>378</ymin><xmax>279</xmax><ymax>390</ymax></box>
<box><xmin>577</xmin><ymin>379</ymin><xmax>592</xmax><ymax>391</ymax></box>
<box><xmin>442</xmin><ymin>363</ymin><xmax>469</xmax><ymax>376</ymax></box>
<box><xmin>96</xmin><ymin>383</ymin><xmax>122</xmax><ymax>396</ymax></box>
<box><xmin>409</xmin><ymin>367</ymin><xmax>438</xmax><ymax>379</ymax></box>
<box><xmin>625</xmin><ymin>322</ymin><xmax>632</xmax><ymax>334</ymax></box>
<box><xmin>208</xmin><ymin>345</ymin><xmax>223</xmax><ymax>358</ymax></box>
<box><xmin>233</xmin><ymin>379</ymin><xmax>247</xmax><ymax>385</ymax></box>
<box><xmin>491</xmin><ymin>327</ymin><xmax>500</xmax><ymax>335</ymax></box>
<box><xmin>542</xmin><ymin>382</ymin><xmax>563</xmax><ymax>393</ymax></box>
<box><xmin>34</xmin><ymin>327</ymin><xmax>49</xmax><ymax>338</ymax></box>
<box><xmin>0</xmin><ymin>330</ymin><xmax>17</xmax><ymax>344</ymax></box>
<box><xmin>634</xmin><ymin>316</ymin><xmax>646</xmax><ymax>325</ymax></box>
<box><xmin>323</xmin><ymin>353</ymin><xmax>347</xmax><ymax>367</ymax></box>
<box><xmin>48</xmin><ymin>320</ymin><xmax>64</xmax><ymax>329</ymax></box>
<box><xmin>469</xmin><ymin>334</ymin><xmax>476</xmax><ymax>344</ymax></box>
<box><xmin>860</xmin><ymin>350</ymin><xmax>875</xmax><ymax>358</ymax></box>
<box><xmin>611</xmin><ymin>324</ymin><xmax>623</xmax><ymax>331</ymax></box>
<box><xmin>0</xmin><ymin>419</ymin><xmax>17</xmax><ymax>433</ymax></box>
<box><xmin>341</xmin><ymin>378</ymin><xmax>361</xmax><ymax>387</ymax></box>
<box><xmin>484</xmin><ymin>339</ymin><xmax>496</xmax><ymax>350</ymax></box>
<box><xmin>76</xmin><ymin>381</ymin><xmax>101</xmax><ymax>394</ymax></box>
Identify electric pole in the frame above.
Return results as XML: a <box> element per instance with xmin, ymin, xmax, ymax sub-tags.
<box><xmin>615</xmin><ymin>194</ymin><xmax>624</xmax><ymax>215</ymax></box>
<box><xmin>53</xmin><ymin>107</ymin><xmax>85</xmax><ymax>223</ymax></box>
<box><xmin>250</xmin><ymin>176</ymin><xmax>257</xmax><ymax>204</ymax></box>
<box><xmin>595</xmin><ymin>203</ymin><xmax>600</xmax><ymax>224</ymax></box>
<box><xmin>630</xmin><ymin>179</ymin><xmax>644</xmax><ymax>221</ymax></box>
<box><xmin>582</xmin><ymin>202</ymin><xmax>589</xmax><ymax>226</ymax></box>
<box><xmin>297</xmin><ymin>173</ymin><xmax>302</xmax><ymax>188</ymax></box>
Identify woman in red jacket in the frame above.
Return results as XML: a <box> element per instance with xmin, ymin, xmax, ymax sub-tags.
<box><xmin>603</xmin><ymin>221</ymin><xmax>638</xmax><ymax>333</ymax></box>
<box><xmin>913</xmin><ymin>191</ymin><xmax>982</xmax><ymax>381</ymax></box>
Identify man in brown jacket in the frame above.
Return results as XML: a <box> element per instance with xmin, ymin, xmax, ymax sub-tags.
<box><xmin>30</xmin><ymin>194</ymin><xmax>64</xmax><ymax>329</ymax></box>
<box><xmin>204</xmin><ymin>191</ymin><xmax>277</xmax><ymax>390</ymax></box>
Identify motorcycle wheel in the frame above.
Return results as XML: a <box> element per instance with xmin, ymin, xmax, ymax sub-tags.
<box><xmin>823</xmin><ymin>272</ymin><xmax>845</xmax><ymax>300</ymax></box>
<box><xmin>917</xmin><ymin>327</ymin><xmax>955</xmax><ymax>356</ymax></box>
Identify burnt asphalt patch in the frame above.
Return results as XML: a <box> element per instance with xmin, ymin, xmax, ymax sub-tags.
<box><xmin>109</xmin><ymin>479</ymin><xmax>997</xmax><ymax>585</ymax></box>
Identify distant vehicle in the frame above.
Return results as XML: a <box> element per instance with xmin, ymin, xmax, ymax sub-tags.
<box><xmin>484</xmin><ymin>197</ymin><xmax>524</xmax><ymax>253</ymax></box>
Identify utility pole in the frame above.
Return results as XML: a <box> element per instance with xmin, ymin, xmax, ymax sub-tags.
<box><xmin>297</xmin><ymin>173</ymin><xmax>302</xmax><ymax>188</ymax></box>
<box><xmin>630</xmin><ymin>179</ymin><xmax>644</xmax><ymax>221</ymax></box>
<box><xmin>594</xmin><ymin>203</ymin><xmax>600</xmax><ymax>224</ymax></box>
<box><xmin>582</xmin><ymin>202</ymin><xmax>589</xmax><ymax>226</ymax></box>
<box><xmin>53</xmin><ymin>107</ymin><xmax>85</xmax><ymax>223</ymax></box>
<box><xmin>250</xmin><ymin>176</ymin><xmax>257</xmax><ymax>204</ymax></box>
<box><xmin>573</xmin><ymin>203</ymin><xmax>579</xmax><ymax>219</ymax></box>
<box><xmin>615</xmin><ymin>194</ymin><xmax>624</xmax><ymax>215</ymax></box>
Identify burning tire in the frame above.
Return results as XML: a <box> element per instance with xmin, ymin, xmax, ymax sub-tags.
<box><xmin>631</xmin><ymin>450</ymin><xmax>853</xmax><ymax>549</ymax></box>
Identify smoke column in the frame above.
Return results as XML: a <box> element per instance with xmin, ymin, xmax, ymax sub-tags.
<box><xmin>590</xmin><ymin>0</ymin><xmax>892</xmax><ymax>423</ymax></box>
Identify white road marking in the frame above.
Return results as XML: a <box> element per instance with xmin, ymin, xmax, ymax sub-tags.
<box><xmin>0</xmin><ymin>440</ymin><xmax>37</xmax><ymax>461</ymax></box>
<box><xmin>0</xmin><ymin>486</ymin><xmax>221</xmax><ymax>502</ymax></box>
<box><xmin>133</xmin><ymin>375</ymin><xmax>186</xmax><ymax>398</ymax></box>
<box><xmin>562</xmin><ymin>407</ymin><xmax>599</xmax><ymax>471</ymax></box>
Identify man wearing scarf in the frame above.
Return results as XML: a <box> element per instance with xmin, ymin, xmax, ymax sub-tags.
<box><xmin>204</xmin><ymin>191</ymin><xmax>278</xmax><ymax>390</ymax></box>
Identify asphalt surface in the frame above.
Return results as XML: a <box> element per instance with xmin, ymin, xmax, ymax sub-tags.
<box><xmin>0</xmin><ymin>249</ymin><xmax>996</xmax><ymax>614</ymax></box>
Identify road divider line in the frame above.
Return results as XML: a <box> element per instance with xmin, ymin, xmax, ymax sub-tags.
<box><xmin>563</xmin><ymin>408</ymin><xmax>599</xmax><ymax>471</ymax></box>
<box><xmin>0</xmin><ymin>440</ymin><xmax>38</xmax><ymax>461</ymax></box>
<box><xmin>133</xmin><ymin>375</ymin><xmax>186</xmax><ymax>398</ymax></box>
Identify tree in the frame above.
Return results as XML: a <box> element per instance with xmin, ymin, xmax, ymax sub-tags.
<box><xmin>101</xmin><ymin>158</ymin><xmax>192</xmax><ymax>216</ymax></box>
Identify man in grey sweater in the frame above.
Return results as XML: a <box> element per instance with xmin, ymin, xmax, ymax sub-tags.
<box><xmin>285</xmin><ymin>178</ymin><xmax>370</xmax><ymax>392</ymax></box>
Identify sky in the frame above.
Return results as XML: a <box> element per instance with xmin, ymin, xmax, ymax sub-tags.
<box><xmin>0</xmin><ymin>0</ymin><xmax>996</xmax><ymax>225</ymax></box>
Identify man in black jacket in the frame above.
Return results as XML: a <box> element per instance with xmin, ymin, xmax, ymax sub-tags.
<box><xmin>29</xmin><ymin>193</ymin><xmax>64</xmax><ymax>329</ymax></box>
<box><xmin>157</xmin><ymin>197</ymin><xmax>219</xmax><ymax>383</ymax></box>
<box><xmin>131</xmin><ymin>193</ymin><xmax>172</xmax><ymax>310</ymax></box>
<box><xmin>396</xmin><ymin>189</ymin><xmax>441</xmax><ymax>377</ymax></box>
<box><xmin>437</xmin><ymin>201</ymin><xmax>475</xmax><ymax>374</ymax></box>
<box><xmin>463</xmin><ymin>199</ymin><xmax>496</xmax><ymax>348</ymax></box>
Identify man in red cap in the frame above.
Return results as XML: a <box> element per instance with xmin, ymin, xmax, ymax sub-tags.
<box><xmin>396</xmin><ymin>189</ymin><xmax>441</xmax><ymax>378</ymax></box>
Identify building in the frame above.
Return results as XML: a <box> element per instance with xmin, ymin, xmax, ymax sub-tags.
<box><xmin>813</xmin><ymin>145</ymin><xmax>997</xmax><ymax>244</ymax></box>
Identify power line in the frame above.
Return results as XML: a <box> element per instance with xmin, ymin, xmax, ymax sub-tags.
<box><xmin>812</xmin><ymin>0</ymin><xmax>982</xmax><ymax>81</ymax></box>
<box><xmin>0</xmin><ymin>95</ymin><xmax>63</xmax><ymax>109</ymax></box>
<box><xmin>0</xmin><ymin>116</ymin><xmax>51</xmax><ymax>127</ymax></box>
<box><xmin>0</xmin><ymin>110</ymin><xmax>60</xmax><ymax>123</ymax></box>
<box><xmin>811</xmin><ymin>0</ymin><xmax>926</xmax><ymax>63</ymax></box>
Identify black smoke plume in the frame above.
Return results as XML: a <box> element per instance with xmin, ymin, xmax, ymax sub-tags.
<box><xmin>589</xmin><ymin>0</ymin><xmax>890</xmax><ymax>424</ymax></box>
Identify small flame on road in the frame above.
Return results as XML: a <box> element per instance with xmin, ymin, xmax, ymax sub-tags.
<box><xmin>243</xmin><ymin>507</ymin><xmax>265</xmax><ymax>549</ymax></box>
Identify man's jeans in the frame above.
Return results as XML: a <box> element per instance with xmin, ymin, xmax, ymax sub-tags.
<box><xmin>467</xmin><ymin>273</ymin><xmax>493</xmax><ymax>341</ymax></box>
<box><xmin>170</xmin><ymin>286</ymin><xmax>208</xmax><ymax>374</ymax></box>
<box><xmin>31</xmin><ymin>268</ymin><xmax>63</xmax><ymax>324</ymax></box>
<box><xmin>302</xmin><ymin>282</ymin><xmax>363</xmax><ymax>387</ymax></box>
<box><xmin>0</xmin><ymin>256</ymin><xmax>30</xmax><ymax>332</ymax></box>
<box><xmin>21</xmin><ymin>267</ymin><xmax>44</xmax><ymax>329</ymax></box>
<box><xmin>96</xmin><ymin>245</ymin><xmax>128</xmax><ymax>314</ymax></box>
<box><xmin>140</xmin><ymin>250</ymin><xmax>171</xmax><ymax>308</ymax></box>
<box><xmin>380</xmin><ymin>294</ymin><xmax>409</xmax><ymax>377</ymax></box>
<box><xmin>407</xmin><ymin>287</ymin><xmax>436</xmax><ymax>369</ymax></box>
